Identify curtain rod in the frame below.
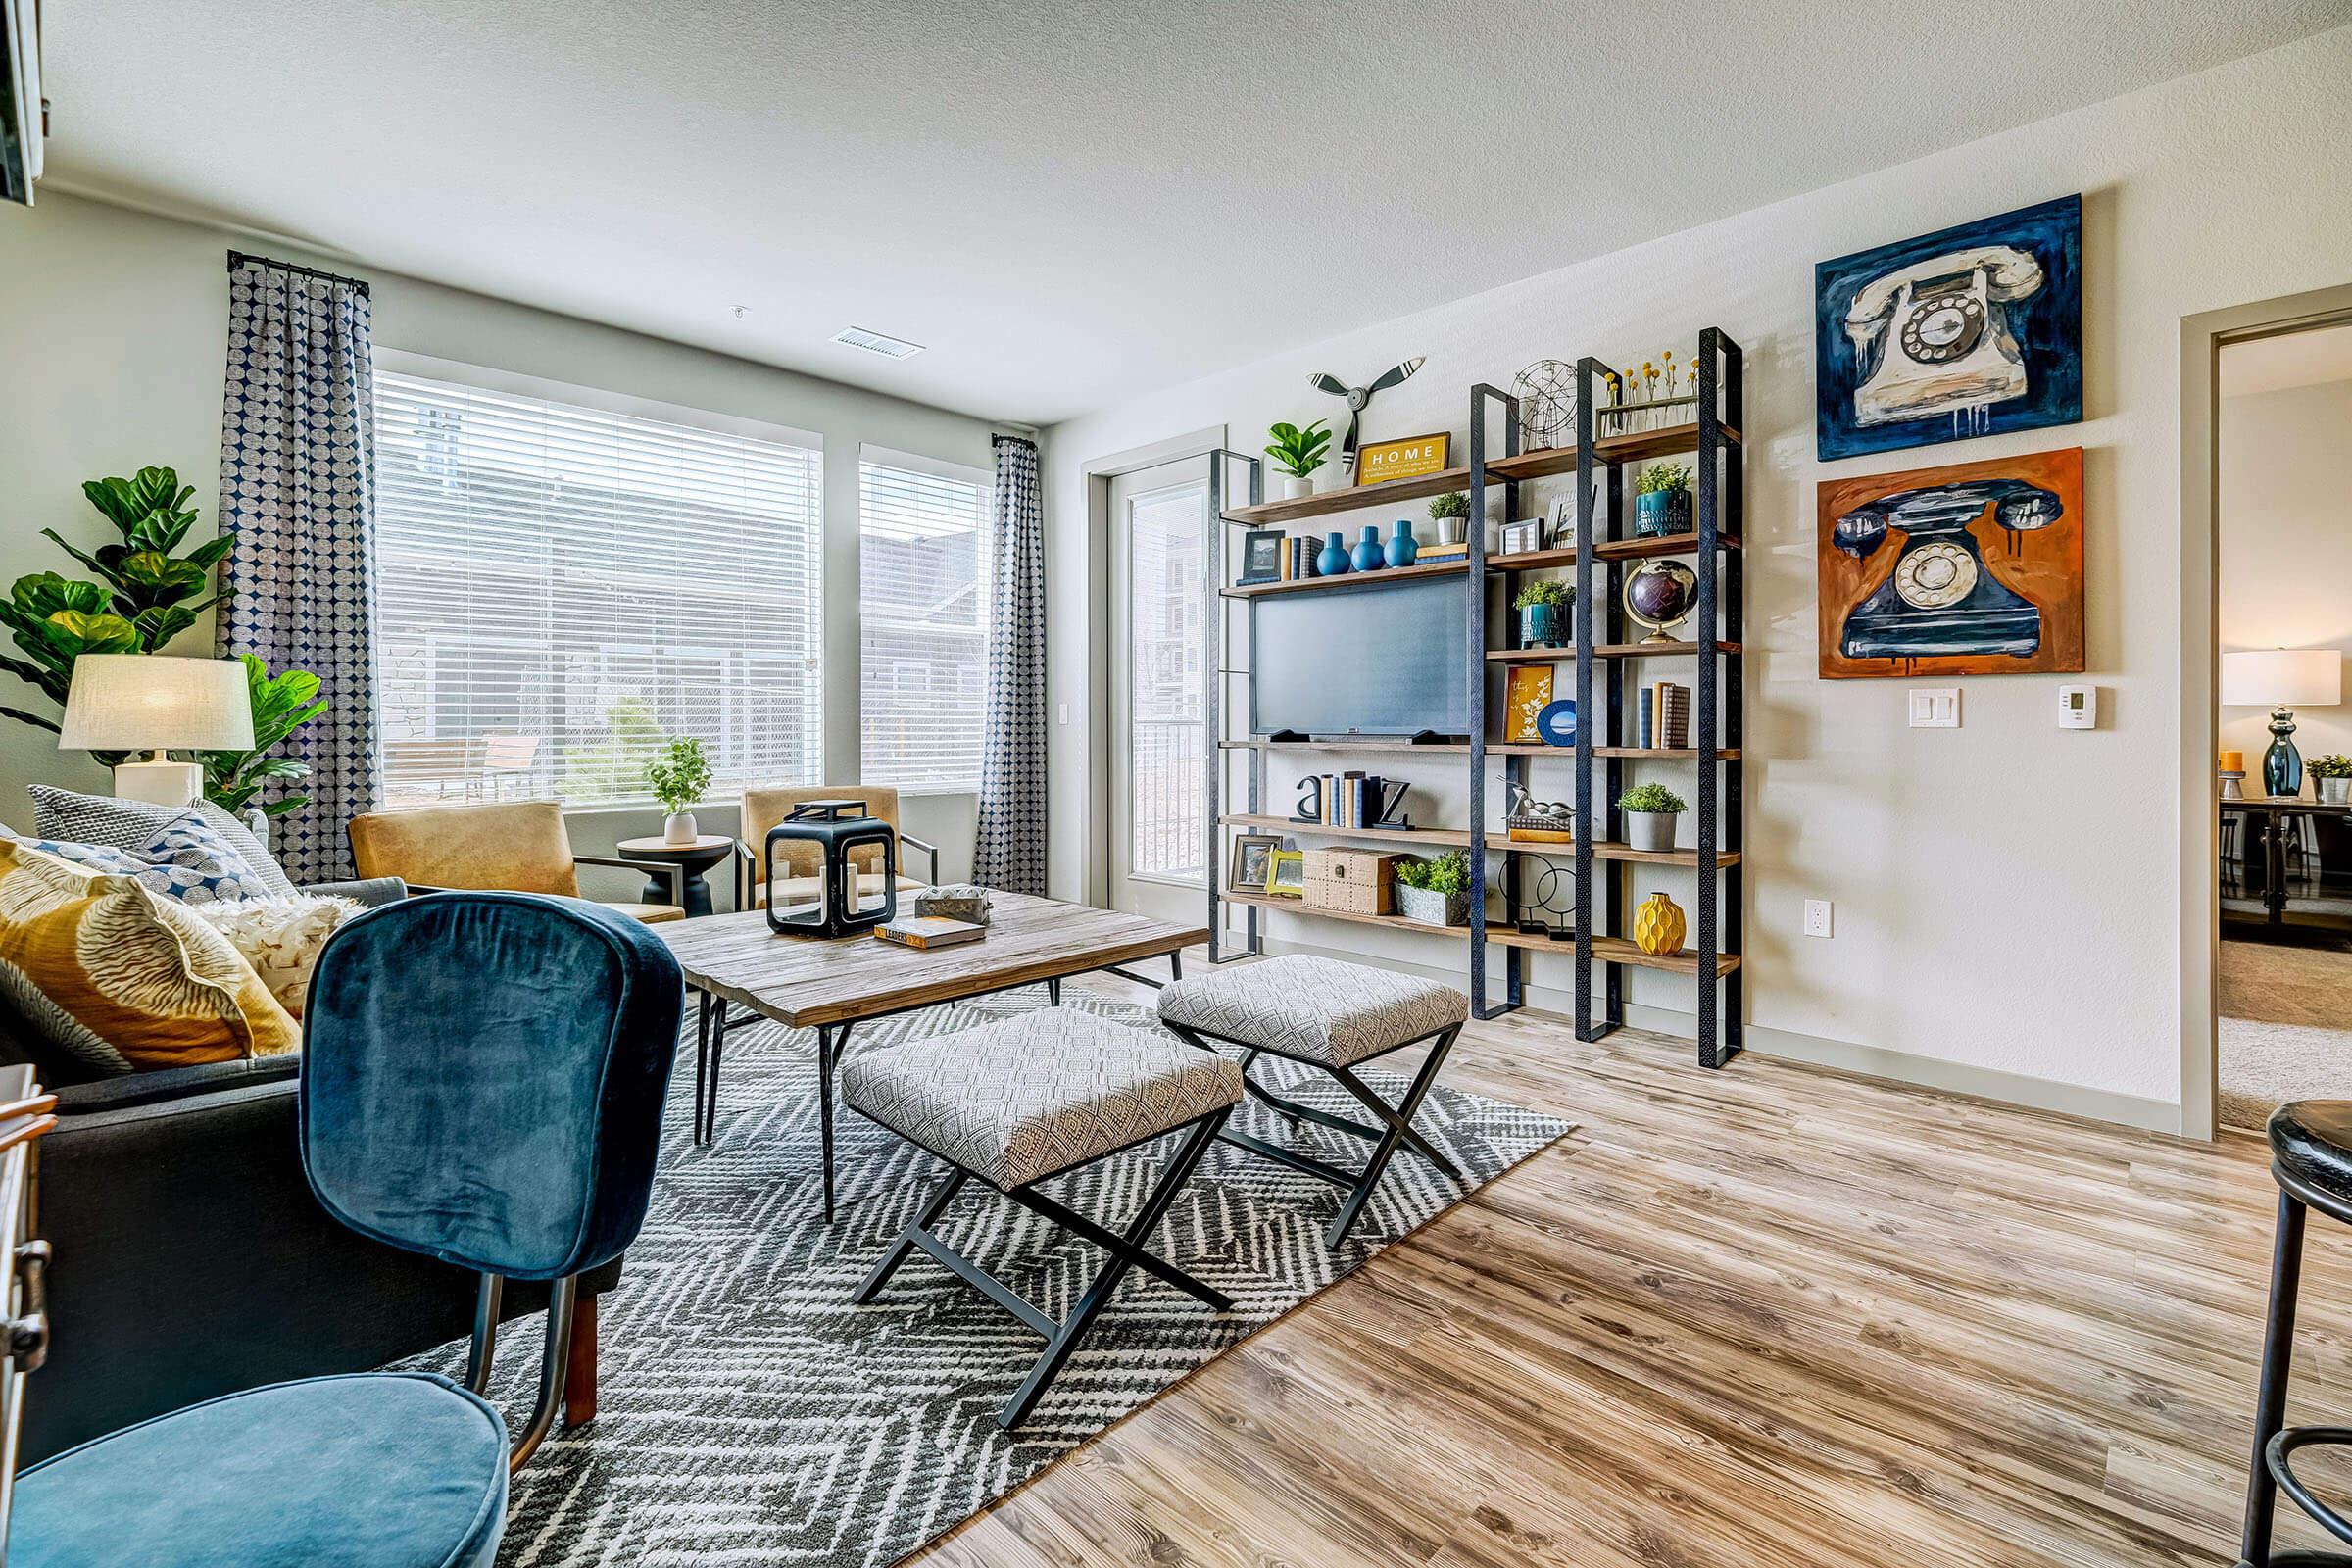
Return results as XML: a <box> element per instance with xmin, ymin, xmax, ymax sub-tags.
<box><xmin>226</xmin><ymin>249</ymin><xmax>372</xmax><ymax>296</ymax></box>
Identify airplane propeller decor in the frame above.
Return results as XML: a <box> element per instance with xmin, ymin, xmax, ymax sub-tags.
<box><xmin>1310</xmin><ymin>357</ymin><xmax>1425</xmax><ymax>475</ymax></box>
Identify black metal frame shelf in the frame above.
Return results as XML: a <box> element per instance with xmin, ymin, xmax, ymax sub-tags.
<box><xmin>1203</xmin><ymin>332</ymin><xmax>1746</xmax><ymax>1069</ymax></box>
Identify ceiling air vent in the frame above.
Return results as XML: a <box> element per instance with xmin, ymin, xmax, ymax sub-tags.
<box><xmin>831</xmin><ymin>325</ymin><xmax>924</xmax><ymax>360</ymax></box>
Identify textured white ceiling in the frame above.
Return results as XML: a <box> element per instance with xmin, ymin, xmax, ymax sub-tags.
<box><xmin>39</xmin><ymin>0</ymin><xmax>2352</xmax><ymax>424</ymax></box>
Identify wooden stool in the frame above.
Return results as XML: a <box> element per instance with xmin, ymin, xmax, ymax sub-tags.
<box><xmin>2238</xmin><ymin>1099</ymin><xmax>2352</xmax><ymax>1565</ymax></box>
<box><xmin>842</xmin><ymin>1009</ymin><xmax>1242</xmax><ymax>1430</ymax></box>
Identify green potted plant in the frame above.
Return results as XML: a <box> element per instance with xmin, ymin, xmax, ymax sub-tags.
<box><xmin>196</xmin><ymin>655</ymin><xmax>330</xmax><ymax>825</ymax></box>
<box><xmin>1617</xmin><ymin>781</ymin><xmax>1687</xmax><ymax>852</ymax></box>
<box><xmin>1633</xmin><ymin>462</ymin><xmax>1693</xmax><ymax>539</ymax></box>
<box><xmin>1427</xmin><ymin>489</ymin><xmax>1471</xmax><ymax>547</ymax></box>
<box><xmin>646</xmin><ymin>736</ymin><xmax>713</xmax><ymax>844</ymax></box>
<box><xmin>1265</xmin><ymin>419</ymin><xmax>1332</xmax><ymax>501</ymax></box>
<box><xmin>1513</xmin><ymin>579</ymin><xmax>1573</xmax><ymax>648</ymax></box>
<box><xmin>2314</xmin><ymin>754</ymin><xmax>2352</xmax><ymax>806</ymax></box>
<box><xmin>1395</xmin><ymin>849</ymin><xmax>1472</xmax><ymax>927</ymax></box>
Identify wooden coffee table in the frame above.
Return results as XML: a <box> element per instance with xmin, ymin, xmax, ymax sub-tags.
<box><xmin>654</xmin><ymin>893</ymin><xmax>1208</xmax><ymax>1220</ymax></box>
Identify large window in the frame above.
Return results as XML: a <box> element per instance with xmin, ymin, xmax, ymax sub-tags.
<box><xmin>859</xmin><ymin>453</ymin><xmax>990</xmax><ymax>791</ymax></box>
<box><xmin>373</xmin><ymin>367</ymin><xmax>823</xmax><ymax>808</ymax></box>
<box><xmin>1126</xmin><ymin>482</ymin><xmax>1205</xmax><ymax>882</ymax></box>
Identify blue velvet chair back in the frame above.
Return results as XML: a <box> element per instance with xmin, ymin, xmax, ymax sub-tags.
<box><xmin>301</xmin><ymin>892</ymin><xmax>683</xmax><ymax>1281</ymax></box>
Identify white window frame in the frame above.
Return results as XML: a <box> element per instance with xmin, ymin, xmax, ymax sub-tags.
<box><xmin>857</xmin><ymin>443</ymin><xmax>994</xmax><ymax>796</ymax></box>
<box><xmin>372</xmin><ymin>350</ymin><xmax>826</xmax><ymax>811</ymax></box>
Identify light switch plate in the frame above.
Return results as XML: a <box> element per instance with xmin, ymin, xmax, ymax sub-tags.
<box><xmin>1908</xmin><ymin>688</ymin><xmax>1960</xmax><ymax>728</ymax></box>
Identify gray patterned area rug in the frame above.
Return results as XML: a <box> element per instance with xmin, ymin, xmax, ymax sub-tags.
<box><xmin>402</xmin><ymin>990</ymin><xmax>1572</xmax><ymax>1567</ymax></box>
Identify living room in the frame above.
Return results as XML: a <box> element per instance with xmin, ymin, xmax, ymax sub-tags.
<box><xmin>1</xmin><ymin>4</ymin><xmax>2351</xmax><ymax>1565</ymax></box>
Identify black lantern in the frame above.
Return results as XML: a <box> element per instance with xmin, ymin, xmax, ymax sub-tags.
<box><xmin>762</xmin><ymin>799</ymin><xmax>898</xmax><ymax>938</ymax></box>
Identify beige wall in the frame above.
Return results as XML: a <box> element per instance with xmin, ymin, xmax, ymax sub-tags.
<box><xmin>0</xmin><ymin>190</ymin><xmax>997</xmax><ymax>894</ymax></box>
<box><xmin>1040</xmin><ymin>26</ymin><xmax>2352</xmax><ymax>1126</ymax></box>
<box><xmin>2219</xmin><ymin>376</ymin><xmax>2352</xmax><ymax>774</ymax></box>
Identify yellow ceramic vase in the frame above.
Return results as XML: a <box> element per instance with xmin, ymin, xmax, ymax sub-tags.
<box><xmin>1633</xmin><ymin>891</ymin><xmax>1686</xmax><ymax>956</ymax></box>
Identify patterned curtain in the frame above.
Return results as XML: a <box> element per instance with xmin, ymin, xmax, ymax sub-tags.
<box><xmin>216</xmin><ymin>253</ymin><xmax>380</xmax><ymax>883</ymax></box>
<box><xmin>974</xmin><ymin>434</ymin><xmax>1048</xmax><ymax>893</ymax></box>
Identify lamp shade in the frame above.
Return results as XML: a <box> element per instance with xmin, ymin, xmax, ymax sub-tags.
<box><xmin>2222</xmin><ymin>649</ymin><xmax>2341</xmax><ymax>710</ymax></box>
<box><xmin>58</xmin><ymin>656</ymin><xmax>255</xmax><ymax>752</ymax></box>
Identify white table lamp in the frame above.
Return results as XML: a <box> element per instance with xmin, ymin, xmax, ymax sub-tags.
<box><xmin>2223</xmin><ymin>648</ymin><xmax>2342</xmax><ymax>798</ymax></box>
<box><xmin>58</xmin><ymin>656</ymin><xmax>255</xmax><ymax>808</ymax></box>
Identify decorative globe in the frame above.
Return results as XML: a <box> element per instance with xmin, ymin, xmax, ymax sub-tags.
<box><xmin>1623</xmin><ymin>560</ymin><xmax>1698</xmax><ymax>638</ymax></box>
<box><xmin>1633</xmin><ymin>891</ymin><xmax>1687</xmax><ymax>956</ymax></box>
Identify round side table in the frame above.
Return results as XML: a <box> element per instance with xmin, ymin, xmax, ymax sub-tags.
<box><xmin>614</xmin><ymin>835</ymin><xmax>736</xmax><ymax>919</ymax></box>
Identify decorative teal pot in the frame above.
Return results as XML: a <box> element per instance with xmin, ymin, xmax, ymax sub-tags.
<box><xmin>1351</xmin><ymin>526</ymin><xmax>1384</xmax><ymax>573</ymax></box>
<box><xmin>1387</xmin><ymin>519</ymin><xmax>1418</xmax><ymax>568</ymax></box>
<box><xmin>1317</xmin><ymin>531</ymin><xmax>1350</xmax><ymax>575</ymax></box>
<box><xmin>1634</xmin><ymin>488</ymin><xmax>1693</xmax><ymax>538</ymax></box>
<box><xmin>1519</xmin><ymin>604</ymin><xmax>1558</xmax><ymax>647</ymax></box>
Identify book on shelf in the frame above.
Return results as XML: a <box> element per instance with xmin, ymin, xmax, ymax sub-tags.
<box><xmin>1417</xmin><ymin>541</ymin><xmax>1469</xmax><ymax>562</ymax></box>
<box><xmin>1654</xmin><ymin>681</ymin><xmax>1690</xmax><ymax>749</ymax></box>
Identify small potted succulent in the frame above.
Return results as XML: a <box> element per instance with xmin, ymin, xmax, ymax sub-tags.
<box><xmin>2314</xmin><ymin>754</ymin><xmax>2352</xmax><ymax>805</ymax></box>
<box><xmin>1265</xmin><ymin>419</ymin><xmax>1332</xmax><ymax>501</ymax></box>
<box><xmin>1617</xmin><ymin>781</ymin><xmax>1687</xmax><ymax>852</ymax></box>
<box><xmin>1394</xmin><ymin>850</ymin><xmax>1472</xmax><ymax>927</ymax></box>
<box><xmin>1514</xmin><ymin>579</ymin><xmax>1572</xmax><ymax>648</ymax></box>
<box><xmin>1633</xmin><ymin>462</ymin><xmax>1693</xmax><ymax>538</ymax></box>
<box><xmin>1427</xmin><ymin>489</ymin><xmax>1471</xmax><ymax>547</ymax></box>
<box><xmin>646</xmin><ymin>736</ymin><xmax>713</xmax><ymax>845</ymax></box>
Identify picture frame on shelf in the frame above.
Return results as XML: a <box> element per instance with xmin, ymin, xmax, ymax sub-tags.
<box><xmin>1229</xmin><ymin>832</ymin><xmax>1282</xmax><ymax>893</ymax></box>
<box><xmin>1265</xmin><ymin>849</ymin><xmax>1306</xmax><ymax>897</ymax></box>
<box><xmin>1238</xmin><ymin>528</ymin><xmax>1286</xmax><ymax>585</ymax></box>
<box><xmin>1499</xmin><ymin>518</ymin><xmax>1544</xmax><ymax>557</ymax></box>
<box><xmin>1504</xmin><ymin>664</ymin><xmax>1554</xmax><ymax>743</ymax></box>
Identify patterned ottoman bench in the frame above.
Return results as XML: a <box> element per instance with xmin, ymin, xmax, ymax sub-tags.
<box><xmin>1157</xmin><ymin>954</ymin><xmax>1469</xmax><ymax>1246</ymax></box>
<box><xmin>841</xmin><ymin>1008</ymin><xmax>1244</xmax><ymax>1429</ymax></box>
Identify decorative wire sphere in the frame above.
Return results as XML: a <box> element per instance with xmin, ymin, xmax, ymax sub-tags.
<box><xmin>1511</xmin><ymin>360</ymin><xmax>1579</xmax><ymax>451</ymax></box>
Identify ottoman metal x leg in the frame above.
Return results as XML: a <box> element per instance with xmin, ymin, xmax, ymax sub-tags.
<box><xmin>841</xmin><ymin>1009</ymin><xmax>1245</xmax><ymax>1430</ymax></box>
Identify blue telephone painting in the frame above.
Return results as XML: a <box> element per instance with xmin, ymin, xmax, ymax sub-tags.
<box><xmin>1815</xmin><ymin>194</ymin><xmax>2082</xmax><ymax>462</ymax></box>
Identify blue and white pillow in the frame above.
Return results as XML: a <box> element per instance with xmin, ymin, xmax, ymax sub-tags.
<box><xmin>16</xmin><ymin>810</ymin><xmax>276</xmax><ymax>906</ymax></box>
<box><xmin>27</xmin><ymin>786</ymin><xmax>299</xmax><ymax>899</ymax></box>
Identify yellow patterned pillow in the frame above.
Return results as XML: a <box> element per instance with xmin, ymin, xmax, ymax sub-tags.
<box><xmin>0</xmin><ymin>840</ymin><xmax>300</xmax><ymax>1073</ymax></box>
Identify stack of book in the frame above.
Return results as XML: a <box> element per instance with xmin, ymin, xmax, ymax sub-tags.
<box><xmin>1301</xmin><ymin>771</ymin><xmax>1391</xmax><ymax>828</ymax></box>
<box><xmin>1277</xmin><ymin>537</ymin><xmax>1320</xmax><ymax>580</ymax></box>
<box><xmin>1637</xmin><ymin>682</ymin><xmax>1690</xmax><ymax>749</ymax></box>
<box><xmin>1417</xmin><ymin>538</ymin><xmax>1470</xmax><ymax>563</ymax></box>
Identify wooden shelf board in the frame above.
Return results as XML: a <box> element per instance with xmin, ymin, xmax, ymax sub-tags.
<box><xmin>1487</xmin><ymin>533</ymin><xmax>1741</xmax><ymax>572</ymax></box>
<box><xmin>1220</xmin><ymin>560</ymin><xmax>1466</xmax><ymax>600</ymax></box>
<box><xmin>1220</xmin><ymin>738</ymin><xmax>1472</xmax><ymax>754</ymax></box>
<box><xmin>1222</xmin><ymin>892</ymin><xmax>1742</xmax><ymax>973</ymax></box>
<box><xmin>1486</xmin><ymin>744</ymin><xmax>1741</xmax><ymax>760</ymax></box>
<box><xmin>1481</xmin><ymin>422</ymin><xmax>1740</xmax><ymax>484</ymax></box>
<box><xmin>1487</xmin><ymin>641</ymin><xmax>1739</xmax><ymax>662</ymax></box>
<box><xmin>1221</xmin><ymin>466</ymin><xmax>1473</xmax><ymax>526</ymax></box>
<box><xmin>1221</xmin><ymin>813</ymin><xmax>1471</xmax><ymax>849</ymax></box>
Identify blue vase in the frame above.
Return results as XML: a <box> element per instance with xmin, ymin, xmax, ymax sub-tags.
<box><xmin>1317</xmin><ymin>531</ymin><xmax>1350</xmax><ymax>576</ymax></box>
<box><xmin>1351</xmin><ymin>525</ymin><xmax>1384</xmax><ymax>573</ymax></box>
<box><xmin>1387</xmin><ymin>519</ymin><xmax>1418</xmax><ymax>568</ymax></box>
<box><xmin>1520</xmin><ymin>604</ymin><xmax>1557</xmax><ymax>648</ymax></box>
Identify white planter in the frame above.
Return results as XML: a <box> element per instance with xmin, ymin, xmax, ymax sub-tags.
<box><xmin>1623</xmin><ymin>810</ymin><xmax>1680</xmax><ymax>852</ymax></box>
<box><xmin>1395</xmin><ymin>883</ymin><xmax>1470</xmax><ymax>927</ymax></box>
<box><xmin>662</xmin><ymin>810</ymin><xmax>700</xmax><ymax>846</ymax></box>
<box><xmin>2322</xmin><ymin>777</ymin><xmax>2352</xmax><ymax>806</ymax></box>
<box><xmin>1282</xmin><ymin>473</ymin><xmax>1314</xmax><ymax>501</ymax></box>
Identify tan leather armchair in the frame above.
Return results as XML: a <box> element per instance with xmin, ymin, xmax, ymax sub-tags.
<box><xmin>733</xmin><ymin>785</ymin><xmax>937</xmax><ymax>910</ymax></box>
<box><xmin>347</xmin><ymin>802</ymin><xmax>690</xmax><ymax>925</ymax></box>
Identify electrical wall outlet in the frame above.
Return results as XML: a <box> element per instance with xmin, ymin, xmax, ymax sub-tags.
<box><xmin>1908</xmin><ymin>689</ymin><xmax>1960</xmax><ymax>728</ymax></box>
<box><xmin>1802</xmin><ymin>899</ymin><xmax>1834</xmax><ymax>938</ymax></box>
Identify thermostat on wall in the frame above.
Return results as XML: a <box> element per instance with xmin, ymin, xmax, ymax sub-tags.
<box><xmin>2057</xmin><ymin>684</ymin><xmax>2096</xmax><ymax>729</ymax></box>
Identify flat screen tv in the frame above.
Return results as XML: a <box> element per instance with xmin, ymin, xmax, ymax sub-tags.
<box><xmin>1250</xmin><ymin>574</ymin><xmax>1469</xmax><ymax>738</ymax></box>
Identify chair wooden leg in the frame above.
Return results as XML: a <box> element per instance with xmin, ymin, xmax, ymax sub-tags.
<box><xmin>563</xmin><ymin>1292</ymin><xmax>598</xmax><ymax>1428</ymax></box>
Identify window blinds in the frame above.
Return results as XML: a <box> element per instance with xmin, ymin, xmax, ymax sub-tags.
<box><xmin>373</xmin><ymin>370</ymin><xmax>824</xmax><ymax>808</ymax></box>
<box><xmin>858</xmin><ymin>459</ymin><xmax>990</xmax><ymax>792</ymax></box>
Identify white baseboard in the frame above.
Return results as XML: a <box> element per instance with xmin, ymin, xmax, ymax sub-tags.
<box><xmin>1238</xmin><ymin>932</ymin><xmax>2182</xmax><ymax>1137</ymax></box>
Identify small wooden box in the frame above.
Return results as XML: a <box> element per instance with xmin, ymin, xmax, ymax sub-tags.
<box><xmin>1302</xmin><ymin>848</ymin><xmax>1399</xmax><ymax>915</ymax></box>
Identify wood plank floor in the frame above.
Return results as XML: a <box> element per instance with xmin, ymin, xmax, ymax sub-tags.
<box><xmin>907</xmin><ymin>972</ymin><xmax>2352</xmax><ymax>1568</ymax></box>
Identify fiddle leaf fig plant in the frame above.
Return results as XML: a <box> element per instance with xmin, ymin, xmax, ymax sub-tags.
<box><xmin>1264</xmin><ymin>419</ymin><xmax>1333</xmax><ymax>479</ymax></box>
<box><xmin>197</xmin><ymin>656</ymin><xmax>330</xmax><ymax>819</ymax></box>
